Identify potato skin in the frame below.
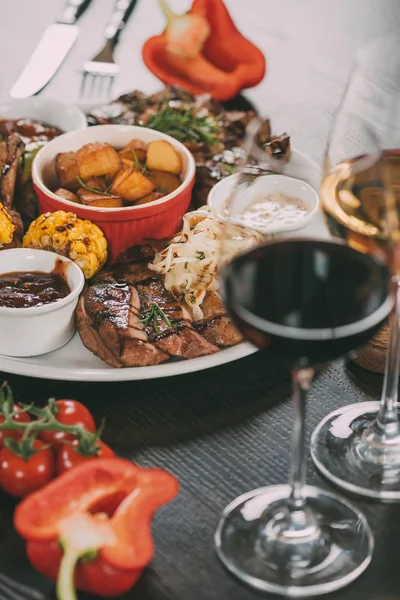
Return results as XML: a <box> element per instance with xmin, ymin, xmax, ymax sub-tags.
<box><xmin>55</xmin><ymin>152</ymin><xmax>80</xmax><ymax>191</ymax></box>
<box><xmin>55</xmin><ymin>188</ymin><xmax>80</xmax><ymax>204</ymax></box>
<box><xmin>146</xmin><ymin>140</ymin><xmax>182</xmax><ymax>175</ymax></box>
<box><xmin>134</xmin><ymin>192</ymin><xmax>164</xmax><ymax>206</ymax></box>
<box><xmin>77</xmin><ymin>142</ymin><xmax>121</xmax><ymax>179</ymax></box>
<box><xmin>119</xmin><ymin>139</ymin><xmax>148</xmax><ymax>163</ymax></box>
<box><xmin>77</xmin><ymin>189</ymin><xmax>123</xmax><ymax>207</ymax></box>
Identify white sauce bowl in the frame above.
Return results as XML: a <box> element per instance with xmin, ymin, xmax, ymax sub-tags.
<box><xmin>0</xmin><ymin>98</ymin><xmax>87</xmax><ymax>133</ymax></box>
<box><xmin>208</xmin><ymin>149</ymin><xmax>321</xmax><ymax>236</ymax></box>
<box><xmin>0</xmin><ymin>249</ymin><xmax>84</xmax><ymax>357</ymax></box>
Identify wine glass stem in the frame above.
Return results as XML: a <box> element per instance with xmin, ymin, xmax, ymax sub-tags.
<box><xmin>289</xmin><ymin>368</ymin><xmax>314</xmax><ymax>509</ymax></box>
<box><xmin>376</xmin><ymin>277</ymin><xmax>400</xmax><ymax>435</ymax></box>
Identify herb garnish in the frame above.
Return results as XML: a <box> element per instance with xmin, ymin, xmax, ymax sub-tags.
<box><xmin>144</xmin><ymin>106</ymin><xmax>220</xmax><ymax>146</ymax></box>
<box><xmin>131</xmin><ymin>149</ymin><xmax>150</xmax><ymax>176</ymax></box>
<box><xmin>195</xmin><ymin>251</ymin><xmax>205</xmax><ymax>260</ymax></box>
<box><xmin>76</xmin><ymin>176</ymin><xmax>112</xmax><ymax>196</ymax></box>
<box><xmin>140</xmin><ymin>303</ymin><xmax>174</xmax><ymax>333</ymax></box>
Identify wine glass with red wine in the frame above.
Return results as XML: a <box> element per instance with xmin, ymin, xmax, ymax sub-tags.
<box><xmin>311</xmin><ymin>36</ymin><xmax>400</xmax><ymax>501</ymax></box>
<box><xmin>213</xmin><ymin>119</ymin><xmax>393</xmax><ymax>596</ymax></box>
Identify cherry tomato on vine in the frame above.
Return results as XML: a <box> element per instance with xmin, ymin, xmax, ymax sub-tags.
<box><xmin>39</xmin><ymin>400</ymin><xmax>96</xmax><ymax>448</ymax></box>
<box><xmin>0</xmin><ymin>439</ymin><xmax>55</xmax><ymax>498</ymax></box>
<box><xmin>56</xmin><ymin>439</ymin><xmax>115</xmax><ymax>475</ymax></box>
<box><xmin>0</xmin><ymin>406</ymin><xmax>31</xmax><ymax>449</ymax></box>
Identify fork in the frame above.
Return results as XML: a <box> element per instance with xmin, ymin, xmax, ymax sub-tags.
<box><xmin>81</xmin><ymin>0</ymin><xmax>138</xmax><ymax>99</ymax></box>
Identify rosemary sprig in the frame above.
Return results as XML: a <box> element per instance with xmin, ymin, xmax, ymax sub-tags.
<box><xmin>140</xmin><ymin>303</ymin><xmax>174</xmax><ymax>332</ymax></box>
<box><xmin>144</xmin><ymin>106</ymin><xmax>220</xmax><ymax>146</ymax></box>
<box><xmin>76</xmin><ymin>176</ymin><xmax>112</xmax><ymax>196</ymax></box>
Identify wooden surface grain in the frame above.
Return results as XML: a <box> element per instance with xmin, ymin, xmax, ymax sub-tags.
<box><xmin>1</xmin><ymin>1</ymin><xmax>400</xmax><ymax>599</ymax></box>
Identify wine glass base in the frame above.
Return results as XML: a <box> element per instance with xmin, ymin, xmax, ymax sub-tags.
<box><xmin>311</xmin><ymin>402</ymin><xmax>400</xmax><ymax>500</ymax></box>
<box><xmin>214</xmin><ymin>484</ymin><xmax>373</xmax><ymax>597</ymax></box>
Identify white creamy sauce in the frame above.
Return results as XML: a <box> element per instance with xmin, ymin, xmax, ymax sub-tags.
<box><xmin>240</xmin><ymin>192</ymin><xmax>309</xmax><ymax>232</ymax></box>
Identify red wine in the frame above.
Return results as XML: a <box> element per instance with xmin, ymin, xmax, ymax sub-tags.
<box><xmin>222</xmin><ymin>240</ymin><xmax>392</xmax><ymax>366</ymax></box>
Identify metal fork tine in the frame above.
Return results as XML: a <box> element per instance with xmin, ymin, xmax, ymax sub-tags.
<box><xmin>80</xmin><ymin>70</ymin><xmax>89</xmax><ymax>97</ymax></box>
<box><xmin>106</xmin><ymin>74</ymin><xmax>114</xmax><ymax>98</ymax></box>
<box><xmin>99</xmin><ymin>74</ymin><xmax>108</xmax><ymax>98</ymax></box>
<box><xmin>87</xmin><ymin>72</ymin><xmax>97</xmax><ymax>98</ymax></box>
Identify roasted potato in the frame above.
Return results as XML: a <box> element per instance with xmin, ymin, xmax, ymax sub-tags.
<box><xmin>55</xmin><ymin>152</ymin><xmax>80</xmax><ymax>191</ymax></box>
<box><xmin>135</xmin><ymin>192</ymin><xmax>164</xmax><ymax>206</ymax></box>
<box><xmin>77</xmin><ymin>142</ymin><xmax>121</xmax><ymax>179</ymax></box>
<box><xmin>119</xmin><ymin>139</ymin><xmax>148</xmax><ymax>163</ymax></box>
<box><xmin>55</xmin><ymin>188</ymin><xmax>80</xmax><ymax>204</ymax></box>
<box><xmin>149</xmin><ymin>170</ymin><xmax>181</xmax><ymax>195</ymax></box>
<box><xmin>121</xmin><ymin>158</ymin><xmax>135</xmax><ymax>171</ymax></box>
<box><xmin>110</xmin><ymin>169</ymin><xmax>155</xmax><ymax>202</ymax></box>
<box><xmin>146</xmin><ymin>140</ymin><xmax>182</xmax><ymax>174</ymax></box>
<box><xmin>82</xmin><ymin>176</ymin><xmax>108</xmax><ymax>192</ymax></box>
<box><xmin>77</xmin><ymin>189</ymin><xmax>123</xmax><ymax>208</ymax></box>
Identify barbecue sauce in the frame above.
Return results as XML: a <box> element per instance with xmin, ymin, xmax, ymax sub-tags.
<box><xmin>0</xmin><ymin>260</ymin><xmax>70</xmax><ymax>308</ymax></box>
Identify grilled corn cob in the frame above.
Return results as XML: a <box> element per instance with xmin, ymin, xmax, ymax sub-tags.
<box><xmin>23</xmin><ymin>211</ymin><xmax>107</xmax><ymax>279</ymax></box>
<box><xmin>0</xmin><ymin>202</ymin><xmax>16</xmax><ymax>247</ymax></box>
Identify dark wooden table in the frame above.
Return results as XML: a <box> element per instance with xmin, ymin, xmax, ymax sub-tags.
<box><xmin>1</xmin><ymin>1</ymin><xmax>400</xmax><ymax>599</ymax></box>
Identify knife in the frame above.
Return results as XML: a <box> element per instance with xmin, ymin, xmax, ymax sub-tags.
<box><xmin>11</xmin><ymin>0</ymin><xmax>93</xmax><ymax>99</ymax></box>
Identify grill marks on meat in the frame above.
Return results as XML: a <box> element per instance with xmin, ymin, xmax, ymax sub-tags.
<box><xmin>0</xmin><ymin>135</ymin><xmax>25</xmax><ymax>212</ymax></box>
<box><xmin>193</xmin><ymin>292</ymin><xmax>243</xmax><ymax>347</ymax></box>
<box><xmin>0</xmin><ymin>134</ymin><xmax>25</xmax><ymax>246</ymax></box>
<box><xmin>77</xmin><ymin>245</ymin><xmax>240</xmax><ymax>368</ymax></box>
<box><xmin>78</xmin><ymin>275</ymin><xmax>169</xmax><ymax>367</ymax></box>
<box><xmin>137</xmin><ymin>278</ymin><xmax>218</xmax><ymax>359</ymax></box>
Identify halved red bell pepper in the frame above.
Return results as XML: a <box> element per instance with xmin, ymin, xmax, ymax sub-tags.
<box><xmin>142</xmin><ymin>0</ymin><xmax>266</xmax><ymax>102</ymax></box>
<box><xmin>14</xmin><ymin>458</ymin><xmax>179</xmax><ymax>600</ymax></box>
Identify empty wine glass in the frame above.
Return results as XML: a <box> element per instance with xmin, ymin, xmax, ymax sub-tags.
<box><xmin>213</xmin><ymin>118</ymin><xmax>393</xmax><ymax>596</ymax></box>
<box><xmin>310</xmin><ymin>36</ymin><xmax>400</xmax><ymax>500</ymax></box>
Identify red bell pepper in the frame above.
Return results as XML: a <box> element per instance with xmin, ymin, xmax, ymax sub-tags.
<box><xmin>142</xmin><ymin>0</ymin><xmax>266</xmax><ymax>102</ymax></box>
<box><xmin>14</xmin><ymin>458</ymin><xmax>179</xmax><ymax>600</ymax></box>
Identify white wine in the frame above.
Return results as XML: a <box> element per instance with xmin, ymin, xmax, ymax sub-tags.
<box><xmin>321</xmin><ymin>150</ymin><xmax>400</xmax><ymax>272</ymax></box>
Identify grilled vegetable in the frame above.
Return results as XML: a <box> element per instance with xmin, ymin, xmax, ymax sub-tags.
<box><xmin>76</xmin><ymin>143</ymin><xmax>121</xmax><ymax>179</ymax></box>
<box><xmin>146</xmin><ymin>139</ymin><xmax>182</xmax><ymax>173</ymax></box>
<box><xmin>110</xmin><ymin>169</ymin><xmax>155</xmax><ymax>201</ymax></box>
<box><xmin>22</xmin><ymin>211</ymin><xmax>108</xmax><ymax>279</ymax></box>
<box><xmin>0</xmin><ymin>202</ymin><xmax>16</xmax><ymax>247</ymax></box>
<box><xmin>55</xmin><ymin>152</ymin><xmax>80</xmax><ymax>191</ymax></box>
<box><xmin>55</xmin><ymin>188</ymin><xmax>80</xmax><ymax>204</ymax></box>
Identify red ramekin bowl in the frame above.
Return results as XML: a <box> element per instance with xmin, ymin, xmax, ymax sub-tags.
<box><xmin>32</xmin><ymin>125</ymin><xmax>196</xmax><ymax>261</ymax></box>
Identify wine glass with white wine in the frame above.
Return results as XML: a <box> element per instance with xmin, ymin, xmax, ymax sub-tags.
<box><xmin>311</xmin><ymin>36</ymin><xmax>400</xmax><ymax>500</ymax></box>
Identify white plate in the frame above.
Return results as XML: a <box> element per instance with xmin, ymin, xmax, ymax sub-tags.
<box><xmin>0</xmin><ymin>149</ymin><xmax>329</xmax><ymax>381</ymax></box>
<box><xmin>0</xmin><ymin>333</ymin><xmax>257</xmax><ymax>381</ymax></box>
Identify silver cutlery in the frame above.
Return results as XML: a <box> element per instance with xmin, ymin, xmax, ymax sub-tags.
<box><xmin>81</xmin><ymin>0</ymin><xmax>138</xmax><ymax>99</ymax></box>
<box><xmin>10</xmin><ymin>0</ymin><xmax>93</xmax><ymax>99</ymax></box>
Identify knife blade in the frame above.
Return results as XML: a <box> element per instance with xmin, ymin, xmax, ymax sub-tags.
<box><xmin>11</xmin><ymin>0</ymin><xmax>93</xmax><ymax>99</ymax></box>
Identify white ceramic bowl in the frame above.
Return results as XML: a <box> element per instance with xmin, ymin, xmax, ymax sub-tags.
<box><xmin>208</xmin><ymin>149</ymin><xmax>320</xmax><ymax>235</ymax></box>
<box><xmin>0</xmin><ymin>98</ymin><xmax>87</xmax><ymax>134</ymax></box>
<box><xmin>0</xmin><ymin>249</ymin><xmax>84</xmax><ymax>357</ymax></box>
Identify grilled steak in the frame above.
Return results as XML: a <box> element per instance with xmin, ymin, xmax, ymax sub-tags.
<box><xmin>77</xmin><ymin>245</ymin><xmax>223</xmax><ymax>368</ymax></box>
<box><xmin>137</xmin><ymin>278</ymin><xmax>218</xmax><ymax>359</ymax></box>
<box><xmin>193</xmin><ymin>292</ymin><xmax>243</xmax><ymax>347</ymax></box>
